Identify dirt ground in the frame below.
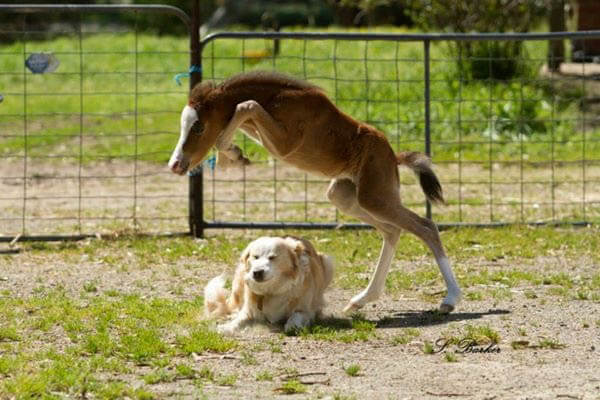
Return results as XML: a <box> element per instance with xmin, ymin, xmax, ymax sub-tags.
<box><xmin>2</xmin><ymin>158</ymin><xmax>599</xmax><ymax>239</ymax></box>
<box><xmin>2</xmin><ymin>239</ymin><xmax>599</xmax><ymax>400</ymax></box>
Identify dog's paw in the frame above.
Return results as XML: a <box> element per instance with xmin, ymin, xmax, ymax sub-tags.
<box><xmin>284</xmin><ymin>312</ymin><xmax>310</xmax><ymax>334</ymax></box>
<box><xmin>217</xmin><ymin>320</ymin><xmax>240</xmax><ymax>334</ymax></box>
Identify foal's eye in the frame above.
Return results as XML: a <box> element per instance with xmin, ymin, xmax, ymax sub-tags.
<box><xmin>190</xmin><ymin>120</ymin><xmax>204</xmax><ymax>135</ymax></box>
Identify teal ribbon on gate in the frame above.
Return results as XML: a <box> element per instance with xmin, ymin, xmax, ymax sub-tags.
<box><xmin>174</xmin><ymin>65</ymin><xmax>202</xmax><ymax>86</ymax></box>
<box><xmin>187</xmin><ymin>155</ymin><xmax>216</xmax><ymax>176</ymax></box>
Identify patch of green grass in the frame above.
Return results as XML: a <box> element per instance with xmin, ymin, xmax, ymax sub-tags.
<box><xmin>144</xmin><ymin>368</ymin><xmax>172</xmax><ymax>385</ymax></box>
<box><xmin>537</xmin><ymin>338</ymin><xmax>566</xmax><ymax>350</ymax></box>
<box><xmin>344</xmin><ymin>364</ymin><xmax>361</xmax><ymax>377</ymax></box>
<box><xmin>175</xmin><ymin>363</ymin><xmax>196</xmax><ymax>379</ymax></box>
<box><xmin>332</xmin><ymin>393</ymin><xmax>358</xmax><ymax>400</ymax></box>
<box><xmin>82</xmin><ymin>330</ymin><xmax>116</xmax><ymax>356</ymax></box>
<box><xmin>215</xmin><ymin>373</ymin><xmax>237</xmax><ymax>386</ymax></box>
<box><xmin>0</xmin><ymin>326</ymin><xmax>20</xmax><ymax>342</ymax></box>
<box><xmin>445</xmin><ymin>324</ymin><xmax>500</xmax><ymax>346</ymax></box>
<box><xmin>256</xmin><ymin>370</ymin><xmax>274</xmax><ymax>381</ymax></box>
<box><xmin>176</xmin><ymin>326</ymin><xmax>237</xmax><ymax>355</ymax></box>
<box><xmin>524</xmin><ymin>290</ymin><xmax>538</xmax><ymax>299</ymax></box>
<box><xmin>543</xmin><ymin>273</ymin><xmax>574</xmax><ymax>288</ymax></box>
<box><xmin>300</xmin><ymin>316</ymin><xmax>376</xmax><ymax>343</ymax></box>
<box><xmin>120</xmin><ymin>328</ymin><xmax>167</xmax><ymax>363</ymax></box>
<box><xmin>83</xmin><ymin>281</ymin><xmax>98</xmax><ymax>293</ymax></box>
<box><xmin>511</xmin><ymin>340</ymin><xmax>530</xmax><ymax>350</ymax></box>
<box><xmin>391</xmin><ymin>328</ymin><xmax>421</xmax><ymax>345</ymax></box>
<box><xmin>0</xmin><ymin>355</ymin><xmax>20</xmax><ymax>376</ymax></box>
<box><xmin>241</xmin><ymin>351</ymin><xmax>258</xmax><ymax>366</ymax></box>
<box><xmin>423</xmin><ymin>341</ymin><xmax>435</xmax><ymax>354</ymax></box>
<box><xmin>463</xmin><ymin>325</ymin><xmax>501</xmax><ymax>345</ymax></box>
<box><xmin>547</xmin><ymin>286</ymin><xmax>569</xmax><ymax>297</ymax></box>
<box><xmin>444</xmin><ymin>351</ymin><xmax>458</xmax><ymax>362</ymax></box>
<box><xmin>465</xmin><ymin>291</ymin><xmax>484</xmax><ymax>301</ymax></box>
<box><xmin>276</xmin><ymin>379</ymin><xmax>307</xmax><ymax>395</ymax></box>
<box><xmin>266</xmin><ymin>338</ymin><xmax>283</xmax><ymax>353</ymax></box>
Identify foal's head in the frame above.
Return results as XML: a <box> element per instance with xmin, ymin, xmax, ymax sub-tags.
<box><xmin>168</xmin><ymin>81</ymin><xmax>219</xmax><ymax>175</ymax></box>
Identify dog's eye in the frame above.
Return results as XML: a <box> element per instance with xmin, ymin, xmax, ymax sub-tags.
<box><xmin>253</xmin><ymin>254</ymin><xmax>259</xmax><ymax>260</ymax></box>
<box><xmin>268</xmin><ymin>255</ymin><xmax>276</xmax><ymax>261</ymax></box>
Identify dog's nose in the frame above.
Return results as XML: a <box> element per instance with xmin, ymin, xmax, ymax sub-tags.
<box><xmin>252</xmin><ymin>269</ymin><xmax>265</xmax><ymax>281</ymax></box>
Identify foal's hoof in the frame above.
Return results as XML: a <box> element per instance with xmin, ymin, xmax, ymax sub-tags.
<box><xmin>438</xmin><ymin>303</ymin><xmax>455</xmax><ymax>314</ymax></box>
<box><xmin>342</xmin><ymin>300</ymin><xmax>364</xmax><ymax>314</ymax></box>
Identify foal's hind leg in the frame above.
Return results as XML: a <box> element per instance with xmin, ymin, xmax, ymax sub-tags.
<box><xmin>354</xmin><ymin>162</ymin><xmax>462</xmax><ymax>313</ymax></box>
<box><xmin>327</xmin><ymin>179</ymin><xmax>401</xmax><ymax>312</ymax></box>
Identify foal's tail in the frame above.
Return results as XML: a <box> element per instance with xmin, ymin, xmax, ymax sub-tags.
<box><xmin>396</xmin><ymin>151</ymin><xmax>445</xmax><ymax>204</ymax></box>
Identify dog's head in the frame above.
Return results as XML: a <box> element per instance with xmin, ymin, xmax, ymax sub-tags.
<box><xmin>239</xmin><ymin>237</ymin><xmax>309</xmax><ymax>296</ymax></box>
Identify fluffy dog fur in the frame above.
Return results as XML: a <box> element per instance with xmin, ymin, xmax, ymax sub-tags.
<box><xmin>204</xmin><ymin>236</ymin><xmax>334</xmax><ymax>333</ymax></box>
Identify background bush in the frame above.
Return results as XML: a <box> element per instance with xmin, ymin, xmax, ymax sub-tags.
<box><xmin>406</xmin><ymin>0</ymin><xmax>547</xmax><ymax>80</ymax></box>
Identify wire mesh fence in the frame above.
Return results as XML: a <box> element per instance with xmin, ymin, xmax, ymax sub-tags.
<box><xmin>0</xmin><ymin>5</ymin><xmax>599</xmax><ymax>241</ymax></box>
<box><xmin>197</xmin><ymin>31</ymin><xmax>600</xmax><ymax>233</ymax></box>
<box><xmin>0</xmin><ymin>5</ymin><xmax>194</xmax><ymax>240</ymax></box>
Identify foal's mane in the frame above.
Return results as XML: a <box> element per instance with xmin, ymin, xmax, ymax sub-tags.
<box><xmin>189</xmin><ymin>71</ymin><xmax>322</xmax><ymax>109</ymax></box>
<box><xmin>221</xmin><ymin>71</ymin><xmax>320</xmax><ymax>92</ymax></box>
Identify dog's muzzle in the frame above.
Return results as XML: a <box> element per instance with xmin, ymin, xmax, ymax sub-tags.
<box><xmin>252</xmin><ymin>269</ymin><xmax>265</xmax><ymax>282</ymax></box>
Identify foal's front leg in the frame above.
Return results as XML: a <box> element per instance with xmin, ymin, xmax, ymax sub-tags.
<box><xmin>215</xmin><ymin>120</ymin><xmax>256</xmax><ymax>169</ymax></box>
<box><xmin>227</xmin><ymin>100</ymin><xmax>300</xmax><ymax>159</ymax></box>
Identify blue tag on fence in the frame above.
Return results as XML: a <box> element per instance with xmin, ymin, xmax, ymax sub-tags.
<box><xmin>25</xmin><ymin>53</ymin><xmax>60</xmax><ymax>74</ymax></box>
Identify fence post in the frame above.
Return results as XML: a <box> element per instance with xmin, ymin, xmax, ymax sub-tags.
<box><xmin>188</xmin><ymin>0</ymin><xmax>204</xmax><ymax>238</ymax></box>
<box><xmin>423</xmin><ymin>39</ymin><xmax>432</xmax><ymax>220</ymax></box>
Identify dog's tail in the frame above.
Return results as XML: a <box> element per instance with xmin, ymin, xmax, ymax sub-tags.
<box><xmin>319</xmin><ymin>254</ymin><xmax>335</xmax><ymax>289</ymax></box>
<box><xmin>396</xmin><ymin>151</ymin><xmax>444</xmax><ymax>204</ymax></box>
<box><xmin>204</xmin><ymin>273</ymin><xmax>231</xmax><ymax>318</ymax></box>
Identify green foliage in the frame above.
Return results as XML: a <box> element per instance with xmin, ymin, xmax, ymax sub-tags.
<box><xmin>407</xmin><ymin>0</ymin><xmax>545</xmax><ymax>80</ymax></box>
<box><xmin>391</xmin><ymin>328</ymin><xmax>421</xmax><ymax>345</ymax></box>
<box><xmin>299</xmin><ymin>316</ymin><xmax>376</xmax><ymax>343</ymax></box>
<box><xmin>344</xmin><ymin>364</ymin><xmax>361</xmax><ymax>377</ymax></box>
<box><xmin>277</xmin><ymin>379</ymin><xmax>307</xmax><ymax>394</ymax></box>
<box><xmin>176</xmin><ymin>327</ymin><xmax>237</xmax><ymax>355</ymax></box>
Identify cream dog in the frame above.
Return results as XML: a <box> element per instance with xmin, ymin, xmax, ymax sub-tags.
<box><xmin>204</xmin><ymin>236</ymin><xmax>334</xmax><ymax>333</ymax></box>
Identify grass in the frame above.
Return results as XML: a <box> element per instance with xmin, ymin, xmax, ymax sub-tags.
<box><xmin>391</xmin><ymin>328</ymin><xmax>421</xmax><ymax>345</ymax></box>
<box><xmin>1</xmin><ymin>223</ymin><xmax>598</xmax><ymax>396</ymax></box>
<box><xmin>4</xmin><ymin>29</ymin><xmax>593</xmax><ymax>165</ymax></box>
<box><xmin>443</xmin><ymin>324</ymin><xmax>501</xmax><ymax>346</ymax></box>
<box><xmin>299</xmin><ymin>316</ymin><xmax>377</xmax><ymax>343</ymax></box>
<box><xmin>276</xmin><ymin>379</ymin><xmax>307</xmax><ymax>395</ymax></box>
<box><xmin>0</xmin><ymin>288</ymin><xmax>237</xmax><ymax>398</ymax></box>
<box><xmin>344</xmin><ymin>364</ymin><xmax>361</xmax><ymax>377</ymax></box>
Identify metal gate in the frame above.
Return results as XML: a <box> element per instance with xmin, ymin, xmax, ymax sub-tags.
<box><xmin>0</xmin><ymin>4</ymin><xmax>200</xmax><ymax>241</ymax></box>
<box><xmin>1</xmin><ymin>3</ymin><xmax>599</xmax><ymax>241</ymax></box>
<box><xmin>193</xmin><ymin>31</ymin><xmax>600</xmax><ymax>236</ymax></box>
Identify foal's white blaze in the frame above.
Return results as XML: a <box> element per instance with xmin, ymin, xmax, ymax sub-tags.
<box><xmin>168</xmin><ymin>104</ymin><xmax>199</xmax><ymax>171</ymax></box>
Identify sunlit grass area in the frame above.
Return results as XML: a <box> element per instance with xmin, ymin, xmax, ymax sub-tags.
<box><xmin>1</xmin><ymin>225</ymin><xmax>599</xmax><ymax>397</ymax></box>
<box><xmin>1</xmin><ymin>28</ymin><xmax>597</xmax><ymax>163</ymax></box>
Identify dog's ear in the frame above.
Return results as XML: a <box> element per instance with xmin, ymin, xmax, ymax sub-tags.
<box><xmin>239</xmin><ymin>245</ymin><xmax>251</xmax><ymax>271</ymax></box>
<box><xmin>284</xmin><ymin>238</ymin><xmax>309</xmax><ymax>270</ymax></box>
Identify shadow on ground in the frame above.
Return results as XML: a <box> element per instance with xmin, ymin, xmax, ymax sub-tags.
<box><xmin>376</xmin><ymin>308</ymin><xmax>511</xmax><ymax>329</ymax></box>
